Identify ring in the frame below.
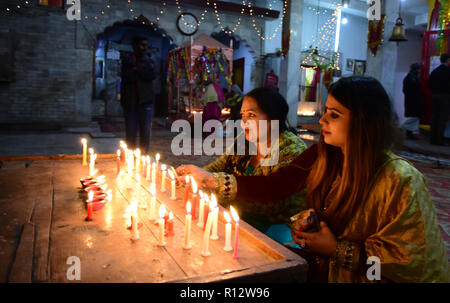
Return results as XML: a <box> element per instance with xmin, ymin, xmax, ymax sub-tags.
<box><xmin>300</xmin><ymin>239</ymin><xmax>306</xmax><ymax>249</ymax></box>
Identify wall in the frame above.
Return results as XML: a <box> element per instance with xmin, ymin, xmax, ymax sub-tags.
<box><xmin>0</xmin><ymin>0</ymin><xmax>266</xmax><ymax>126</ymax></box>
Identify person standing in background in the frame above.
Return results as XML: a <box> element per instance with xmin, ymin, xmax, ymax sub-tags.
<box><xmin>401</xmin><ymin>63</ymin><xmax>425</xmax><ymax>140</ymax></box>
<box><xmin>428</xmin><ymin>53</ymin><xmax>450</xmax><ymax>146</ymax></box>
<box><xmin>120</xmin><ymin>36</ymin><xmax>156</xmax><ymax>154</ymax></box>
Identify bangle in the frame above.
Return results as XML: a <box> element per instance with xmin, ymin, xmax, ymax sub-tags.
<box><xmin>212</xmin><ymin>172</ymin><xmax>237</xmax><ymax>201</ymax></box>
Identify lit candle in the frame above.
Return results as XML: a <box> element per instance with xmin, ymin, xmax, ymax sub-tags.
<box><xmin>135</xmin><ymin>149</ymin><xmax>141</xmax><ymax>174</ymax></box>
<box><xmin>190</xmin><ymin>176</ymin><xmax>198</xmax><ymax>220</ymax></box>
<box><xmin>203</xmin><ymin>194</ymin><xmax>210</xmax><ymax>229</ymax></box>
<box><xmin>142</xmin><ymin>155</ymin><xmax>146</xmax><ymax>178</ymax></box>
<box><xmin>210</xmin><ymin>194</ymin><xmax>219</xmax><ymax>240</ymax></box>
<box><xmin>116</xmin><ymin>149</ymin><xmax>121</xmax><ymax>176</ymax></box>
<box><xmin>184</xmin><ymin>175</ymin><xmax>190</xmax><ymax>205</ymax></box>
<box><xmin>230</xmin><ymin>206</ymin><xmax>240</xmax><ymax>259</ymax></box>
<box><xmin>81</xmin><ymin>138</ymin><xmax>87</xmax><ymax>166</ymax></box>
<box><xmin>201</xmin><ymin>210</ymin><xmax>214</xmax><ymax>257</ymax></box>
<box><xmin>155</xmin><ymin>153</ymin><xmax>160</xmax><ymax>169</ymax></box>
<box><xmin>158</xmin><ymin>204</ymin><xmax>166</xmax><ymax>246</ymax></box>
<box><xmin>168</xmin><ymin>170</ymin><xmax>176</xmax><ymax>200</ymax></box>
<box><xmin>151</xmin><ymin>162</ymin><xmax>157</xmax><ymax>184</ymax></box>
<box><xmin>160</xmin><ymin>164</ymin><xmax>167</xmax><ymax>192</ymax></box>
<box><xmin>85</xmin><ymin>190</ymin><xmax>94</xmax><ymax>221</ymax></box>
<box><xmin>149</xmin><ymin>183</ymin><xmax>157</xmax><ymax>222</ymax></box>
<box><xmin>120</xmin><ymin>141</ymin><xmax>127</xmax><ymax>164</ymax></box>
<box><xmin>197</xmin><ymin>191</ymin><xmax>205</xmax><ymax>228</ymax></box>
<box><xmin>166</xmin><ymin>211</ymin><xmax>174</xmax><ymax>237</ymax></box>
<box><xmin>223</xmin><ymin>211</ymin><xmax>232</xmax><ymax>251</ymax></box>
<box><xmin>183</xmin><ymin>201</ymin><xmax>192</xmax><ymax>249</ymax></box>
<box><xmin>89</xmin><ymin>153</ymin><xmax>97</xmax><ymax>177</ymax></box>
<box><xmin>131</xmin><ymin>200</ymin><xmax>139</xmax><ymax>241</ymax></box>
<box><xmin>146</xmin><ymin>156</ymin><xmax>151</xmax><ymax>181</ymax></box>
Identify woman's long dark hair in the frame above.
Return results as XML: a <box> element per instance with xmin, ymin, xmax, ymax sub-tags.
<box><xmin>306</xmin><ymin>76</ymin><xmax>396</xmax><ymax>236</ymax></box>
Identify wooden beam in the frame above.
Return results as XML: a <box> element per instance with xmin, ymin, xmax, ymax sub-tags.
<box><xmin>146</xmin><ymin>0</ymin><xmax>280</xmax><ymax>19</ymax></box>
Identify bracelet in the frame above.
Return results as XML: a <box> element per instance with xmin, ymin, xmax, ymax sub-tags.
<box><xmin>212</xmin><ymin>172</ymin><xmax>237</xmax><ymax>201</ymax></box>
<box><xmin>330</xmin><ymin>238</ymin><xmax>362</xmax><ymax>272</ymax></box>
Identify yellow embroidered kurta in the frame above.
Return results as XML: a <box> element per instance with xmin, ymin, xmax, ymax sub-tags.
<box><xmin>329</xmin><ymin>151</ymin><xmax>449</xmax><ymax>282</ymax></box>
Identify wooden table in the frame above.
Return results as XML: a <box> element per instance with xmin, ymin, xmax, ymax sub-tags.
<box><xmin>0</xmin><ymin>157</ymin><xmax>307</xmax><ymax>283</ymax></box>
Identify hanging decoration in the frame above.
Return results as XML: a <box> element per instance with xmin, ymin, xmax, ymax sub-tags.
<box><xmin>249</xmin><ymin>0</ymin><xmax>288</xmax><ymax>41</ymax></box>
<box><xmin>436</xmin><ymin>0</ymin><xmax>450</xmax><ymax>52</ymax></box>
<box><xmin>368</xmin><ymin>14</ymin><xmax>386</xmax><ymax>56</ymax></box>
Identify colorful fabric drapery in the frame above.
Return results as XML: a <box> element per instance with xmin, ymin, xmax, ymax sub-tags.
<box><xmin>368</xmin><ymin>14</ymin><xmax>386</xmax><ymax>56</ymax></box>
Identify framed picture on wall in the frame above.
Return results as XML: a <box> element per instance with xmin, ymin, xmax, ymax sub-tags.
<box><xmin>354</xmin><ymin>60</ymin><xmax>366</xmax><ymax>75</ymax></box>
<box><xmin>346</xmin><ymin>59</ymin><xmax>355</xmax><ymax>71</ymax></box>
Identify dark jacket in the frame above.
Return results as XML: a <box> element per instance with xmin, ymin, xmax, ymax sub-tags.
<box><xmin>402</xmin><ymin>71</ymin><xmax>425</xmax><ymax>118</ymax></box>
<box><xmin>121</xmin><ymin>53</ymin><xmax>156</xmax><ymax>110</ymax></box>
<box><xmin>428</xmin><ymin>64</ymin><xmax>450</xmax><ymax>95</ymax></box>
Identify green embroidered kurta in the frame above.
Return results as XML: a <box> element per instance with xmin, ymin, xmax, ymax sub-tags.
<box><xmin>204</xmin><ymin>131</ymin><xmax>308</xmax><ymax>230</ymax></box>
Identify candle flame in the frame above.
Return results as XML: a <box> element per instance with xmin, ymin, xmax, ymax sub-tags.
<box><xmin>168</xmin><ymin>169</ymin><xmax>174</xmax><ymax>180</ymax></box>
<box><xmin>199</xmin><ymin>190</ymin><xmax>204</xmax><ymax>198</ymax></box>
<box><xmin>88</xmin><ymin>190</ymin><xmax>94</xmax><ymax>202</ymax></box>
<box><xmin>156</xmin><ymin>153</ymin><xmax>160</xmax><ymax>161</ymax></box>
<box><xmin>224</xmin><ymin>211</ymin><xmax>231</xmax><ymax>223</ymax></box>
<box><xmin>230</xmin><ymin>206</ymin><xmax>240</xmax><ymax>222</ymax></box>
<box><xmin>150</xmin><ymin>183</ymin><xmax>156</xmax><ymax>196</ymax></box>
<box><xmin>186</xmin><ymin>201</ymin><xmax>191</xmax><ymax>214</ymax></box>
<box><xmin>152</xmin><ymin>162</ymin><xmax>157</xmax><ymax>170</ymax></box>
<box><xmin>146</xmin><ymin>155</ymin><xmax>150</xmax><ymax>164</ymax></box>
<box><xmin>89</xmin><ymin>148</ymin><xmax>94</xmax><ymax>155</ymax></box>
<box><xmin>116</xmin><ymin>171</ymin><xmax>124</xmax><ymax>180</ymax></box>
<box><xmin>141</xmin><ymin>155</ymin><xmax>146</xmax><ymax>162</ymax></box>
<box><xmin>185</xmin><ymin>175</ymin><xmax>189</xmax><ymax>184</ymax></box>
<box><xmin>91</xmin><ymin>169</ymin><xmax>98</xmax><ymax>176</ymax></box>
<box><xmin>119</xmin><ymin>140</ymin><xmax>125</xmax><ymax>147</ymax></box>
<box><xmin>159</xmin><ymin>204</ymin><xmax>166</xmax><ymax>218</ymax></box>
<box><xmin>136</xmin><ymin>173</ymin><xmax>140</xmax><ymax>183</ymax></box>
<box><xmin>81</xmin><ymin>138</ymin><xmax>87</xmax><ymax>144</ymax></box>
<box><xmin>131</xmin><ymin>199</ymin><xmax>138</xmax><ymax>214</ymax></box>
<box><xmin>161</xmin><ymin>164</ymin><xmax>167</xmax><ymax>171</ymax></box>
<box><xmin>190</xmin><ymin>176</ymin><xmax>198</xmax><ymax>194</ymax></box>
<box><xmin>117</xmin><ymin>149</ymin><xmax>121</xmax><ymax>157</ymax></box>
<box><xmin>169</xmin><ymin>211</ymin><xmax>173</xmax><ymax>220</ymax></box>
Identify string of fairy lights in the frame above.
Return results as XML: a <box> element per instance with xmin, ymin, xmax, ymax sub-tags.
<box><xmin>302</xmin><ymin>2</ymin><xmax>342</xmax><ymax>70</ymax></box>
<box><xmin>3</xmin><ymin>0</ymin><xmax>292</xmax><ymax>41</ymax></box>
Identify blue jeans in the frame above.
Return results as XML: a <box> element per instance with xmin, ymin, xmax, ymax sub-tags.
<box><xmin>123</xmin><ymin>103</ymin><xmax>154</xmax><ymax>154</ymax></box>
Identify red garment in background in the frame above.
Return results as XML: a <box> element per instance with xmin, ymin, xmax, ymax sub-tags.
<box><xmin>264</xmin><ymin>70</ymin><xmax>279</xmax><ymax>89</ymax></box>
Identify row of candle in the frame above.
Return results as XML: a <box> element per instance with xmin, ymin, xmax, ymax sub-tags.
<box><xmin>81</xmin><ymin>138</ymin><xmax>241</xmax><ymax>259</ymax></box>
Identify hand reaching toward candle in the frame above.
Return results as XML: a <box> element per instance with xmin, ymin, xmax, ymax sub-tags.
<box><xmin>176</xmin><ymin>165</ymin><xmax>217</xmax><ymax>190</ymax></box>
<box><xmin>291</xmin><ymin>221</ymin><xmax>337</xmax><ymax>257</ymax></box>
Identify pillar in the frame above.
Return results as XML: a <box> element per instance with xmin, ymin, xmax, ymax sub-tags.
<box><xmin>279</xmin><ymin>0</ymin><xmax>304</xmax><ymax>129</ymax></box>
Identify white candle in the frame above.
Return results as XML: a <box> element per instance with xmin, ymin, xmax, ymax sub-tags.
<box><xmin>230</xmin><ymin>206</ymin><xmax>240</xmax><ymax>259</ymax></box>
<box><xmin>183</xmin><ymin>201</ymin><xmax>192</xmax><ymax>249</ymax></box>
<box><xmin>223</xmin><ymin>211</ymin><xmax>232</xmax><ymax>251</ymax></box>
<box><xmin>160</xmin><ymin>164</ymin><xmax>167</xmax><ymax>192</ymax></box>
<box><xmin>197</xmin><ymin>191</ymin><xmax>205</xmax><ymax>228</ymax></box>
<box><xmin>149</xmin><ymin>183</ymin><xmax>157</xmax><ymax>221</ymax></box>
<box><xmin>201</xmin><ymin>211</ymin><xmax>214</xmax><ymax>257</ymax></box>
<box><xmin>89</xmin><ymin>152</ymin><xmax>97</xmax><ymax>176</ymax></box>
<box><xmin>146</xmin><ymin>156</ymin><xmax>151</xmax><ymax>181</ymax></box>
<box><xmin>131</xmin><ymin>200</ymin><xmax>139</xmax><ymax>241</ymax></box>
<box><xmin>158</xmin><ymin>205</ymin><xmax>166</xmax><ymax>246</ymax></box>
<box><xmin>116</xmin><ymin>149</ymin><xmax>121</xmax><ymax>175</ymax></box>
<box><xmin>81</xmin><ymin>138</ymin><xmax>87</xmax><ymax>166</ymax></box>
<box><xmin>155</xmin><ymin>153</ymin><xmax>160</xmax><ymax>169</ymax></box>
<box><xmin>168</xmin><ymin>170</ymin><xmax>176</xmax><ymax>200</ymax></box>
<box><xmin>151</xmin><ymin>162</ymin><xmax>157</xmax><ymax>184</ymax></box>
<box><xmin>141</xmin><ymin>155</ymin><xmax>146</xmax><ymax>177</ymax></box>
<box><xmin>135</xmin><ymin>149</ymin><xmax>141</xmax><ymax>174</ymax></box>
<box><xmin>210</xmin><ymin>194</ymin><xmax>219</xmax><ymax>240</ymax></box>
